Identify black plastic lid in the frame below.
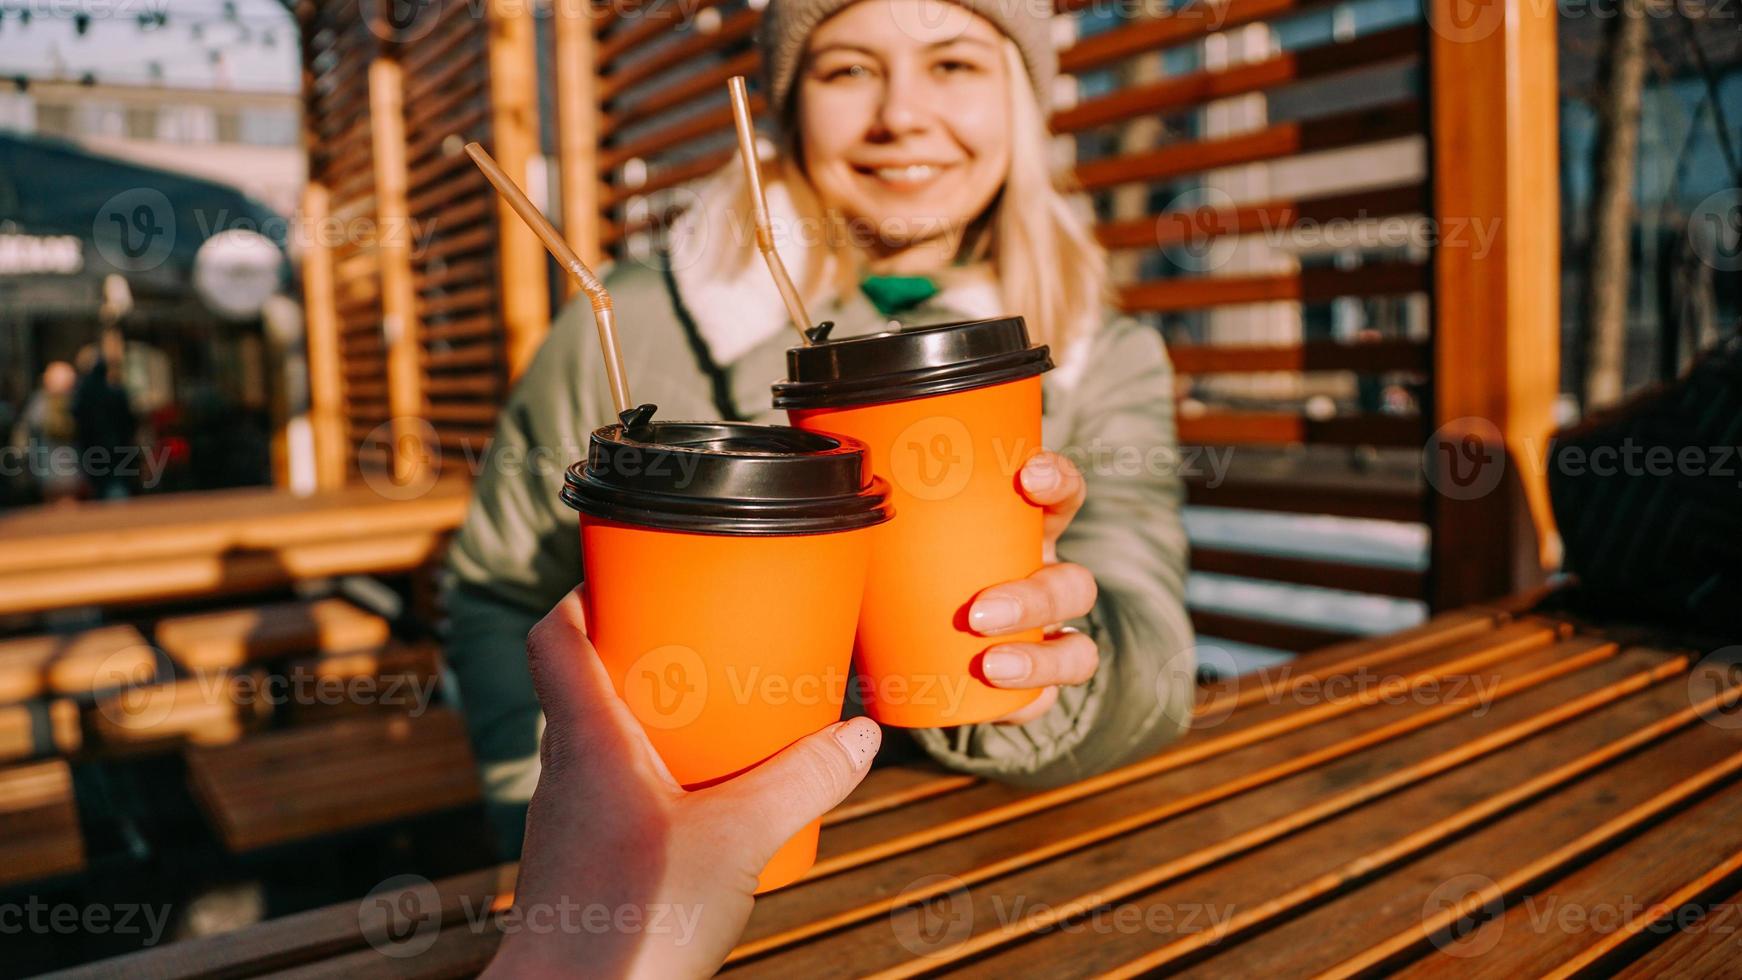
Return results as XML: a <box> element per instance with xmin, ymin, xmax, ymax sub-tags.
<box><xmin>772</xmin><ymin>316</ymin><xmax>1052</xmax><ymax>410</ymax></box>
<box><xmin>560</xmin><ymin>407</ymin><xmax>893</xmax><ymax>536</ymax></box>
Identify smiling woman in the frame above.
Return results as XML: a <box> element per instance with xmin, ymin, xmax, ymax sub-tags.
<box><xmin>444</xmin><ymin>0</ymin><xmax>1195</xmax><ymax>860</ymax></box>
<box><xmin>713</xmin><ymin>0</ymin><xmax>1108</xmax><ymax>355</ymax></box>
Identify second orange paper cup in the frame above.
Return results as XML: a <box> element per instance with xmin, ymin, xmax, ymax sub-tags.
<box><xmin>774</xmin><ymin>317</ymin><xmax>1053</xmax><ymax>728</ymax></box>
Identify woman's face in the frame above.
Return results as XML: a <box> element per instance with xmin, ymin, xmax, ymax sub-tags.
<box><xmin>796</xmin><ymin>0</ymin><xmax>1012</xmax><ymax>254</ymax></box>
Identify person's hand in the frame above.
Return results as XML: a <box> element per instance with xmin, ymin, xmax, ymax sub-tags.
<box><xmin>969</xmin><ymin>451</ymin><xmax>1099</xmax><ymax>724</ymax></box>
<box><xmin>484</xmin><ymin>587</ymin><xmax>881</xmax><ymax>979</ymax></box>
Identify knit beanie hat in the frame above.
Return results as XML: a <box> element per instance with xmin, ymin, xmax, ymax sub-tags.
<box><xmin>757</xmin><ymin>0</ymin><xmax>1057</xmax><ymax>113</ymax></box>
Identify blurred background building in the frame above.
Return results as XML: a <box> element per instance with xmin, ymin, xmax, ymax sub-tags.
<box><xmin>1</xmin><ymin>77</ymin><xmax>303</xmax><ymax>214</ymax></box>
<box><xmin>1</xmin><ymin>0</ymin><xmax>302</xmax><ymax>506</ymax></box>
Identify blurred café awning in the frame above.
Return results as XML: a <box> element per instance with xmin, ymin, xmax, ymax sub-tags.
<box><xmin>0</xmin><ymin>130</ymin><xmax>289</xmax><ymax>309</ymax></box>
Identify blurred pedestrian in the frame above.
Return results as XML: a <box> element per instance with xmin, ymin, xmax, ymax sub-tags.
<box><xmin>13</xmin><ymin>361</ymin><xmax>85</xmax><ymax>505</ymax></box>
<box><xmin>73</xmin><ymin>333</ymin><xmax>138</xmax><ymax>501</ymax></box>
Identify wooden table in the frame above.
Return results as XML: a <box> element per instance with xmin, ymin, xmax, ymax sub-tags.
<box><xmin>63</xmin><ymin>604</ymin><xmax>1742</xmax><ymax>978</ymax></box>
<box><xmin>0</xmin><ymin>480</ymin><xmax>469</xmax><ymax>615</ymax></box>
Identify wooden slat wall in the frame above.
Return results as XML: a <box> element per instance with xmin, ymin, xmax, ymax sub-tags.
<box><xmin>1060</xmin><ymin>6</ymin><xmax>1432</xmax><ymax>644</ymax></box>
<box><xmin>294</xmin><ymin>0</ymin><xmax>1558</xmax><ymax>631</ymax></box>
<box><xmin>591</xmin><ymin>0</ymin><xmax>761</xmax><ymax>248</ymax></box>
<box><xmin>301</xmin><ymin>0</ymin><xmax>391</xmax><ymax>479</ymax></box>
<box><xmin>298</xmin><ymin>0</ymin><xmax>550</xmax><ymax>475</ymax></box>
<box><xmin>400</xmin><ymin>1</ymin><xmax>504</xmax><ymax>464</ymax></box>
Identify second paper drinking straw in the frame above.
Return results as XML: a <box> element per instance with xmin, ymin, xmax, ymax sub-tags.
<box><xmin>727</xmin><ymin>76</ymin><xmax>816</xmax><ymax>344</ymax></box>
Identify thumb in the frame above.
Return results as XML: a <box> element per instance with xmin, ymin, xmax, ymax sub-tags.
<box><xmin>526</xmin><ymin>586</ymin><xmax>677</xmax><ymax>787</ymax></box>
<box><xmin>696</xmin><ymin>717</ymin><xmax>881</xmax><ymax>862</ymax></box>
<box><xmin>526</xmin><ymin>586</ymin><xmax>616</xmax><ymax>733</ymax></box>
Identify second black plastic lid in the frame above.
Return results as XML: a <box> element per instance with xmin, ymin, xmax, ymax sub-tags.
<box><xmin>772</xmin><ymin>316</ymin><xmax>1052</xmax><ymax>411</ymax></box>
<box><xmin>561</xmin><ymin>419</ymin><xmax>893</xmax><ymax>536</ymax></box>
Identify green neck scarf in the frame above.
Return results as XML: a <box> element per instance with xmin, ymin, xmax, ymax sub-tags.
<box><xmin>860</xmin><ymin>274</ymin><xmax>939</xmax><ymax>317</ymax></box>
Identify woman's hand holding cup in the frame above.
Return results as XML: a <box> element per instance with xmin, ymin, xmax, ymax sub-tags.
<box><xmin>968</xmin><ymin>452</ymin><xmax>1100</xmax><ymax>725</ymax></box>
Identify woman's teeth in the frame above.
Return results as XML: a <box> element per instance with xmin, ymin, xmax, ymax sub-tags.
<box><xmin>872</xmin><ymin>165</ymin><xmax>942</xmax><ymax>184</ymax></box>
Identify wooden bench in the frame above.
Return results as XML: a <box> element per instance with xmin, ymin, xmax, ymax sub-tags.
<box><xmin>183</xmin><ymin>708</ymin><xmax>481</xmax><ymax>853</ymax></box>
<box><xmin>0</xmin><ymin>480</ymin><xmax>468</xmax><ymax>616</ymax></box>
<box><xmin>89</xmin><ymin>675</ymin><xmax>268</xmax><ymax>751</ymax></box>
<box><xmin>0</xmin><ymin>759</ymin><xmax>85</xmax><ymax>887</ymax></box>
<box><xmin>0</xmin><ymin>625</ymin><xmax>158</xmax><ymax>702</ymax></box>
<box><xmin>85</xmin><ymin>600</ymin><xmax>426</xmax><ymax>750</ymax></box>
<box><xmin>278</xmin><ymin>642</ymin><xmax>445</xmax><ymax>727</ymax></box>
<box><xmin>155</xmin><ymin>598</ymin><xmax>392</xmax><ymax>674</ymax></box>
<box><xmin>0</xmin><ymin>699</ymin><xmax>81</xmax><ymax>763</ymax></box>
<box><xmin>80</xmin><ymin>608</ymin><xmax>1742</xmax><ymax>976</ymax></box>
<box><xmin>0</xmin><ymin>624</ymin><xmax>163</xmax><ymax>762</ymax></box>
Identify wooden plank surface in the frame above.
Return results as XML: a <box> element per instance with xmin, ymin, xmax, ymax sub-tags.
<box><xmin>59</xmin><ymin>610</ymin><xmax>1734</xmax><ymax>979</ymax></box>
<box><xmin>1173</xmin><ymin>409</ymin><xmax>1424</xmax><ymax>448</ymax></box>
<box><xmin>156</xmin><ymin>599</ymin><xmax>391</xmax><ymax>674</ymax></box>
<box><xmin>1165</xmin><ymin>335</ymin><xmax>1429</xmax><ymax>376</ymax></box>
<box><xmin>0</xmin><ymin>624</ymin><xmax>156</xmax><ymax>701</ymax></box>
<box><xmin>1187</xmin><ymin>609</ymin><xmax>1361</xmax><ymax>653</ymax></box>
<box><xmin>1397</xmin><ymin>782</ymin><xmax>1742</xmax><ymax>977</ymax></box>
<box><xmin>1189</xmin><ymin>546</ymin><xmax>1425</xmax><ymax>599</ymax></box>
<box><xmin>0</xmin><ymin>481</ymin><xmax>469</xmax><ymax>572</ymax></box>
<box><xmin>1055</xmin><ymin>25</ymin><xmax>1419</xmax><ymax>134</ymax></box>
<box><xmin>1181</xmin><ymin>447</ymin><xmax>1423</xmax><ymax>522</ymax></box>
<box><xmin>0</xmin><ymin>699</ymin><xmax>81</xmax><ymax>762</ymax></box>
<box><xmin>728</xmin><ymin>634</ymin><xmax>1632</xmax><ymax>974</ymax></box>
<box><xmin>90</xmin><ymin>675</ymin><xmax>264</xmax><ymax>751</ymax></box>
<box><xmin>0</xmin><ymin>480</ymin><xmax>468</xmax><ymax>615</ymax></box>
<box><xmin>0</xmin><ymin>759</ymin><xmax>85</xmax><ymax>886</ymax></box>
<box><xmin>184</xmin><ymin>709</ymin><xmax>480</xmax><ymax>853</ymax></box>
<box><xmin>1608</xmin><ymin>880</ymin><xmax>1742</xmax><ymax>978</ymax></box>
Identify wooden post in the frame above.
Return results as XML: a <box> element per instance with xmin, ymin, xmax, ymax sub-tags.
<box><xmin>488</xmin><ymin>0</ymin><xmax>553</xmax><ymax>380</ymax></box>
<box><xmin>554</xmin><ymin>0</ymin><xmax>603</xmax><ymax>287</ymax></box>
<box><xmin>1427</xmin><ymin>0</ymin><xmax>1561</xmax><ymax>608</ymax></box>
<box><xmin>368</xmin><ymin>58</ymin><xmax>429</xmax><ymax>488</ymax></box>
<box><xmin>299</xmin><ymin>182</ymin><xmax>347</xmax><ymax>491</ymax></box>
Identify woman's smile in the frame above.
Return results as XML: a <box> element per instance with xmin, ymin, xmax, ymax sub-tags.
<box><xmin>850</xmin><ymin>161</ymin><xmax>960</xmax><ymax>192</ymax></box>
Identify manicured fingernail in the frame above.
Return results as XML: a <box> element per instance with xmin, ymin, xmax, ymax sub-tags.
<box><xmin>970</xmin><ymin>595</ymin><xmax>1022</xmax><ymax>633</ymax></box>
<box><xmin>1023</xmin><ymin>457</ymin><xmax>1059</xmax><ymax>493</ymax></box>
<box><xmin>982</xmin><ymin>650</ymin><xmax>1029</xmax><ymax>683</ymax></box>
<box><xmin>833</xmin><ymin>717</ymin><xmax>880</xmax><ymax>768</ymax></box>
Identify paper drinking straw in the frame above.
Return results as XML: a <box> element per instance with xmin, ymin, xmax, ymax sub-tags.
<box><xmin>464</xmin><ymin>141</ymin><xmax>634</xmax><ymax>415</ymax></box>
<box><xmin>727</xmin><ymin>76</ymin><xmax>813</xmax><ymax>344</ymax></box>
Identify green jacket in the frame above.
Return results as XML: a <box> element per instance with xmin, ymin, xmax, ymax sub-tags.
<box><xmin>444</xmin><ymin>255</ymin><xmax>1195</xmax><ymax>855</ymax></box>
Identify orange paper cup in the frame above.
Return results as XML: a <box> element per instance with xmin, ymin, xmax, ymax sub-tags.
<box><xmin>563</xmin><ymin>415</ymin><xmax>892</xmax><ymax>891</ymax></box>
<box><xmin>775</xmin><ymin>317</ymin><xmax>1052</xmax><ymax>727</ymax></box>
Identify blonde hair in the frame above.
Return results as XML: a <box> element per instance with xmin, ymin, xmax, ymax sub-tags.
<box><xmin>688</xmin><ymin>40</ymin><xmax>1109</xmax><ymax>352</ymax></box>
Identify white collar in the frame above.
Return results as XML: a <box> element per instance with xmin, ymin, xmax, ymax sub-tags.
<box><xmin>668</xmin><ymin>167</ymin><xmax>820</xmax><ymax>365</ymax></box>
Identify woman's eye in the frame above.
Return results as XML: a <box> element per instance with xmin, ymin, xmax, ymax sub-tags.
<box><xmin>934</xmin><ymin>59</ymin><xmax>981</xmax><ymax>75</ymax></box>
<box><xmin>822</xmin><ymin>63</ymin><xmax>873</xmax><ymax>81</ymax></box>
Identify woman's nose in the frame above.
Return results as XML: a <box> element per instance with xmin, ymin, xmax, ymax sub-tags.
<box><xmin>873</xmin><ymin>73</ymin><xmax>930</xmax><ymax>137</ymax></box>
